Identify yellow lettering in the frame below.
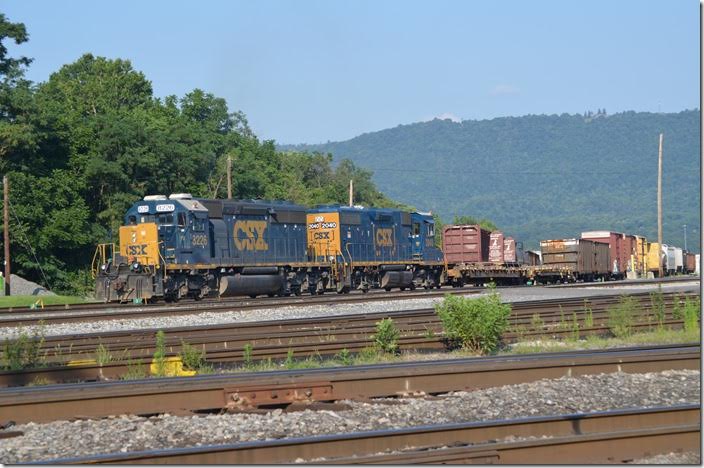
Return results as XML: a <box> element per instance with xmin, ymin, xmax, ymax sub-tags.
<box><xmin>376</xmin><ymin>228</ymin><xmax>394</xmax><ymax>247</ymax></box>
<box><xmin>234</xmin><ymin>220</ymin><xmax>269</xmax><ymax>251</ymax></box>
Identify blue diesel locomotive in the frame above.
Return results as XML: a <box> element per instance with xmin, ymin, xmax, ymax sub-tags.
<box><xmin>93</xmin><ymin>194</ymin><xmax>443</xmax><ymax>302</ymax></box>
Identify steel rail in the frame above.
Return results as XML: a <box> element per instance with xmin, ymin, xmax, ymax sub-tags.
<box><xmin>34</xmin><ymin>405</ymin><xmax>700</xmax><ymax>464</ymax></box>
<box><xmin>0</xmin><ymin>291</ymin><xmax>696</xmax><ymax>386</ymax></box>
<box><xmin>0</xmin><ymin>344</ymin><xmax>698</xmax><ymax>424</ymax></box>
<box><xmin>2</xmin><ymin>276</ymin><xmax>697</xmax><ymax>327</ymax></box>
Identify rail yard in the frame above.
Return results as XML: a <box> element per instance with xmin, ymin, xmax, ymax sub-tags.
<box><xmin>0</xmin><ymin>276</ymin><xmax>699</xmax><ymax>463</ymax></box>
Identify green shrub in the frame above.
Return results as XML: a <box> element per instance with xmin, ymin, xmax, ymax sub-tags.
<box><xmin>434</xmin><ymin>291</ymin><xmax>511</xmax><ymax>354</ymax></box>
<box><xmin>179</xmin><ymin>340</ymin><xmax>206</xmax><ymax>371</ymax></box>
<box><xmin>2</xmin><ymin>327</ymin><xmax>46</xmax><ymax>371</ymax></box>
<box><xmin>152</xmin><ymin>330</ymin><xmax>168</xmax><ymax>377</ymax></box>
<box><xmin>608</xmin><ymin>296</ymin><xmax>637</xmax><ymax>338</ymax></box>
<box><xmin>372</xmin><ymin>318</ymin><xmax>399</xmax><ymax>354</ymax></box>
<box><xmin>683</xmin><ymin>296</ymin><xmax>700</xmax><ymax>333</ymax></box>
<box><xmin>335</xmin><ymin>348</ymin><xmax>353</xmax><ymax>366</ymax></box>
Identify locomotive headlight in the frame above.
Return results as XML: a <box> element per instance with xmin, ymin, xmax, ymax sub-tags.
<box><xmin>132</xmin><ymin>261</ymin><xmax>141</xmax><ymax>271</ymax></box>
<box><xmin>101</xmin><ymin>264</ymin><xmax>107</xmax><ymax>271</ymax></box>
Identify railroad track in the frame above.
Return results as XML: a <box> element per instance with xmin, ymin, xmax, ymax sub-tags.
<box><xmin>47</xmin><ymin>404</ymin><xmax>699</xmax><ymax>464</ymax></box>
<box><xmin>1</xmin><ymin>275</ymin><xmax>697</xmax><ymax>326</ymax></box>
<box><xmin>0</xmin><ymin>287</ymin><xmax>485</xmax><ymax>327</ymax></box>
<box><xmin>1</xmin><ymin>344</ymin><xmax>698</xmax><ymax>424</ymax></box>
<box><xmin>0</xmin><ymin>290</ymin><xmax>697</xmax><ymax>386</ymax></box>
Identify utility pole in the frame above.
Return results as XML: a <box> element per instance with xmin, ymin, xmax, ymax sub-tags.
<box><xmin>226</xmin><ymin>155</ymin><xmax>233</xmax><ymax>199</ymax></box>
<box><xmin>3</xmin><ymin>175</ymin><xmax>9</xmax><ymax>296</ymax></box>
<box><xmin>348</xmin><ymin>179</ymin><xmax>353</xmax><ymax>207</ymax></box>
<box><xmin>657</xmin><ymin>133</ymin><xmax>663</xmax><ymax>278</ymax></box>
<box><xmin>683</xmin><ymin>224</ymin><xmax>687</xmax><ymax>251</ymax></box>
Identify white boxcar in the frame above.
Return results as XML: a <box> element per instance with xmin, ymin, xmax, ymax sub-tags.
<box><xmin>674</xmin><ymin>247</ymin><xmax>684</xmax><ymax>272</ymax></box>
<box><xmin>661</xmin><ymin>245</ymin><xmax>676</xmax><ymax>273</ymax></box>
<box><xmin>696</xmin><ymin>254</ymin><xmax>701</xmax><ymax>275</ymax></box>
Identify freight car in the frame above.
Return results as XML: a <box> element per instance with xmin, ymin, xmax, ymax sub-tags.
<box><xmin>93</xmin><ymin>195</ymin><xmax>444</xmax><ymax>302</ymax></box>
<box><xmin>537</xmin><ymin>238</ymin><xmax>612</xmax><ymax>282</ymax></box>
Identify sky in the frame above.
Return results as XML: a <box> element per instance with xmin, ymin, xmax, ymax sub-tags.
<box><xmin>1</xmin><ymin>0</ymin><xmax>699</xmax><ymax>144</ymax></box>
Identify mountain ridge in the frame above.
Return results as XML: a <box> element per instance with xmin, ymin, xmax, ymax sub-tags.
<box><xmin>279</xmin><ymin>109</ymin><xmax>700</xmax><ymax>251</ymax></box>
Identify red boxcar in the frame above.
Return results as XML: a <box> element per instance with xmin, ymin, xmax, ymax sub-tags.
<box><xmin>489</xmin><ymin>231</ymin><xmax>504</xmax><ymax>263</ymax></box>
<box><xmin>443</xmin><ymin>225</ymin><xmax>491</xmax><ymax>263</ymax></box>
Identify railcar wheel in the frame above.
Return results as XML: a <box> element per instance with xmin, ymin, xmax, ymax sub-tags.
<box><xmin>249</xmin><ymin>294</ymin><xmax>257</xmax><ymax>299</ymax></box>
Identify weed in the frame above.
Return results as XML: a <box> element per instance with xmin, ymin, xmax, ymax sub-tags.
<box><xmin>335</xmin><ymin>348</ymin><xmax>353</xmax><ymax>366</ymax></box>
<box><xmin>179</xmin><ymin>341</ymin><xmax>206</xmax><ymax>371</ymax></box>
<box><xmin>649</xmin><ymin>288</ymin><xmax>666</xmax><ymax>326</ymax></box>
<box><xmin>152</xmin><ymin>330</ymin><xmax>167</xmax><ymax>377</ymax></box>
<box><xmin>243</xmin><ymin>343</ymin><xmax>254</xmax><ymax>368</ymax></box>
<box><xmin>372</xmin><ymin>318</ymin><xmax>399</xmax><ymax>354</ymax></box>
<box><xmin>583</xmin><ymin>300</ymin><xmax>594</xmax><ymax>328</ymax></box>
<box><xmin>27</xmin><ymin>376</ymin><xmax>52</xmax><ymax>386</ymax></box>
<box><xmin>530</xmin><ymin>313</ymin><xmax>544</xmax><ymax>331</ymax></box>
<box><xmin>284</xmin><ymin>348</ymin><xmax>295</xmax><ymax>369</ymax></box>
<box><xmin>424</xmin><ymin>327</ymin><xmax>436</xmax><ymax>339</ymax></box>
<box><xmin>2</xmin><ymin>327</ymin><xmax>46</xmax><ymax>371</ymax></box>
<box><xmin>122</xmin><ymin>358</ymin><xmax>147</xmax><ymax>380</ymax></box>
<box><xmin>608</xmin><ymin>296</ymin><xmax>637</xmax><ymax>338</ymax></box>
<box><xmin>671</xmin><ymin>294</ymin><xmax>685</xmax><ymax>320</ymax></box>
<box><xmin>683</xmin><ymin>296</ymin><xmax>700</xmax><ymax>333</ymax></box>
<box><xmin>95</xmin><ymin>343</ymin><xmax>112</xmax><ymax>367</ymax></box>
<box><xmin>357</xmin><ymin>346</ymin><xmax>380</xmax><ymax>363</ymax></box>
<box><xmin>569</xmin><ymin>312</ymin><xmax>580</xmax><ymax>341</ymax></box>
<box><xmin>435</xmin><ymin>290</ymin><xmax>511</xmax><ymax>354</ymax></box>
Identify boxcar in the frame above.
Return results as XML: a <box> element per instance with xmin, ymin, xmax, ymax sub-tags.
<box><xmin>443</xmin><ymin>225</ymin><xmax>491</xmax><ymax>264</ymax></box>
<box><xmin>540</xmin><ymin>238</ymin><xmax>610</xmax><ymax>280</ymax></box>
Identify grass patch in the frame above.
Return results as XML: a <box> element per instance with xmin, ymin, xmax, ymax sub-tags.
<box><xmin>509</xmin><ymin>327</ymin><xmax>700</xmax><ymax>354</ymax></box>
<box><xmin>0</xmin><ymin>295</ymin><xmax>91</xmax><ymax>308</ymax></box>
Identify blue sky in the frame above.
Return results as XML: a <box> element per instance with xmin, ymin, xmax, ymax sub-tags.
<box><xmin>2</xmin><ymin>0</ymin><xmax>698</xmax><ymax>143</ymax></box>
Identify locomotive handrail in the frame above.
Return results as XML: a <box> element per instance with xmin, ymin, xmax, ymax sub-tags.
<box><xmin>91</xmin><ymin>243</ymin><xmax>116</xmax><ymax>279</ymax></box>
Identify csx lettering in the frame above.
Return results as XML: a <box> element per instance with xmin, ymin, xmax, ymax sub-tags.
<box><xmin>376</xmin><ymin>228</ymin><xmax>394</xmax><ymax>247</ymax></box>
<box><xmin>126</xmin><ymin>244</ymin><xmax>147</xmax><ymax>256</ymax></box>
<box><xmin>234</xmin><ymin>220</ymin><xmax>268</xmax><ymax>251</ymax></box>
<box><xmin>313</xmin><ymin>231</ymin><xmax>331</xmax><ymax>240</ymax></box>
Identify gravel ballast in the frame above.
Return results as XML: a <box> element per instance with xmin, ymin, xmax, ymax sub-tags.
<box><xmin>0</xmin><ymin>369</ymin><xmax>698</xmax><ymax>463</ymax></box>
<box><xmin>0</xmin><ymin>282</ymin><xmax>698</xmax><ymax>340</ymax></box>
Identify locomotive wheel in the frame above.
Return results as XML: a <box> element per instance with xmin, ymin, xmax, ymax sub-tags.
<box><xmin>384</xmin><ymin>287</ymin><xmax>392</xmax><ymax>292</ymax></box>
<box><xmin>400</xmin><ymin>287</ymin><xmax>406</xmax><ymax>291</ymax></box>
<box><xmin>249</xmin><ymin>294</ymin><xmax>257</xmax><ymax>299</ymax></box>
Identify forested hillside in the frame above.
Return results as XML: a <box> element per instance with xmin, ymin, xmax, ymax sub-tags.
<box><xmin>283</xmin><ymin>109</ymin><xmax>700</xmax><ymax>252</ymax></box>
<box><xmin>0</xmin><ymin>14</ymin><xmax>402</xmax><ymax>294</ymax></box>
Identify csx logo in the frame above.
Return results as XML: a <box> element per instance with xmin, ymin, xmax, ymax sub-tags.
<box><xmin>234</xmin><ymin>220</ymin><xmax>268</xmax><ymax>251</ymax></box>
<box><xmin>313</xmin><ymin>231</ymin><xmax>331</xmax><ymax>240</ymax></box>
<box><xmin>376</xmin><ymin>228</ymin><xmax>394</xmax><ymax>247</ymax></box>
<box><xmin>126</xmin><ymin>244</ymin><xmax>147</xmax><ymax>256</ymax></box>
